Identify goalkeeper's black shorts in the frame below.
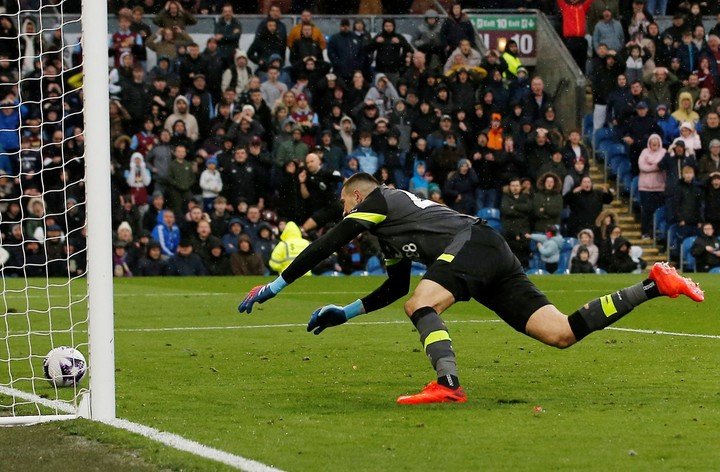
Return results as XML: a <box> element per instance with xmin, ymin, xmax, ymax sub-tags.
<box><xmin>423</xmin><ymin>224</ymin><xmax>551</xmax><ymax>333</ymax></box>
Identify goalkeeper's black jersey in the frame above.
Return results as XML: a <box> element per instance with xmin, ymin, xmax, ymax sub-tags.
<box><xmin>281</xmin><ymin>186</ymin><xmax>478</xmax><ymax>284</ymax></box>
<box><xmin>345</xmin><ymin>186</ymin><xmax>478</xmax><ymax>265</ymax></box>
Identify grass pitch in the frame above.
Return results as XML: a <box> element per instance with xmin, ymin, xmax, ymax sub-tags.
<box><xmin>2</xmin><ymin>274</ymin><xmax>720</xmax><ymax>471</ymax></box>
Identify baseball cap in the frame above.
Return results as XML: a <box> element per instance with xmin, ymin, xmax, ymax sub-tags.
<box><xmin>635</xmin><ymin>101</ymin><xmax>648</xmax><ymax>109</ymax></box>
<box><xmin>710</xmin><ymin>139</ymin><xmax>720</xmax><ymax>148</ymax></box>
<box><xmin>440</xmin><ymin>114</ymin><xmax>452</xmax><ymax>121</ymax></box>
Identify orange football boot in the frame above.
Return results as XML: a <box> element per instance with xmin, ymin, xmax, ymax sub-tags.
<box><xmin>396</xmin><ymin>381</ymin><xmax>467</xmax><ymax>405</ymax></box>
<box><xmin>649</xmin><ymin>262</ymin><xmax>704</xmax><ymax>302</ymax></box>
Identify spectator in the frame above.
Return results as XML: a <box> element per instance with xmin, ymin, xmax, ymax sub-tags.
<box><xmin>222</xmin><ymin>217</ymin><xmax>243</xmax><ymax>254</ymax></box>
<box><xmin>269</xmin><ymin>221</ymin><xmax>310</xmax><ymax>274</ymax></box>
<box><xmin>112</xmin><ymin>242</ymin><xmax>133</xmax><ymax>277</ymax></box>
<box><xmin>673</xmin><ymin>165</ymin><xmax>703</xmax><ymax>239</ymax></box>
<box><xmin>256</xmin><ymin>4</ymin><xmax>288</xmax><ymax>47</ymax></box>
<box><xmin>620</xmin><ymin>101</ymin><xmax>662</xmax><ymax>175</ymax></box>
<box><xmin>429</xmin><ymin>133</ymin><xmax>465</xmax><ymax>188</ymax></box>
<box><xmin>592</xmin><ymin>8</ymin><xmax>625</xmax><ymax>53</ymax></box>
<box><xmin>413</xmin><ymin>9</ymin><xmax>444</xmax><ymax>71</ymax></box>
<box><xmin>638</xmin><ymin>134</ymin><xmax>667</xmax><ymax>238</ymax></box>
<box><xmin>368</xmin><ymin>19</ymin><xmax>412</xmax><ymax>84</ymax></box>
<box><xmin>146</xmin><ymin>129</ymin><xmax>174</xmax><ymax>193</ymax></box>
<box><xmin>125</xmin><ymin>152</ymin><xmax>152</xmax><ymax>212</ymax></box>
<box><xmin>566</xmin><ymin>176</ymin><xmax>614</xmax><ymax>236</ymax></box>
<box><xmin>165</xmin><ymin>143</ymin><xmax>196</xmax><ymax>214</ymax></box>
<box><xmin>248</xmin><ymin>19</ymin><xmax>286</xmax><ymax>71</ymax></box>
<box><xmin>528</xmin><ymin>225</ymin><xmax>564</xmax><ymax>273</ymax></box>
<box><xmin>538</xmin><ymin>150</ymin><xmax>568</xmax><ymax>181</ymax></box>
<box><xmin>471</xmin><ymin>132</ymin><xmax>503</xmax><ymax>209</ymax></box>
<box><xmin>167</xmin><ymin>240</ymin><xmax>207</xmax><ymax>275</ymax></box>
<box><xmin>675</xmin><ymin>30</ymin><xmax>700</xmax><ymax>75</ymax></box>
<box><xmin>199</xmin><ymin>157</ymin><xmax>222</xmax><ymax>211</ymax></box>
<box><xmin>705</xmin><ymin>173</ymin><xmax>720</xmax><ymax>230</ymax></box>
<box><xmin>691</xmin><ymin>222</ymin><xmax>720</xmax><ymax>272</ymax></box>
<box><xmin>570</xmin><ymin>247</ymin><xmax>595</xmax><ymax>273</ymax></box>
<box><xmin>230</xmin><ymin>234</ymin><xmax>265</xmax><ymax>275</ymax></box>
<box><xmin>700</xmin><ymin>113</ymin><xmax>720</xmax><ymax>154</ymax></box>
<box><xmin>587</xmin><ymin>1</ymin><xmax>620</xmax><ymax>37</ymax></box>
<box><xmin>350</xmin><ymin>131</ymin><xmax>381</xmax><ymax>175</ymax></box>
<box><xmin>570</xmin><ymin>229</ymin><xmax>599</xmax><ymax>268</ymax></box>
<box><xmin>608</xmin><ymin>238</ymin><xmax>638</xmax><ymax>273</ymax></box>
<box><xmin>444</xmin><ymin>39</ymin><xmax>483</xmax><ymax>74</ymax></box>
<box><xmin>532</xmin><ymin>172</ymin><xmax>563</xmax><ymax>231</ymax></box>
<box><xmin>152</xmin><ymin>209</ymin><xmax>181</xmax><ymax>257</ymax></box>
<box><xmin>501</xmin><ymin>177</ymin><xmax>532</xmax><ymax>266</ymax></box>
<box><xmin>441</xmin><ymin>2</ymin><xmax>476</xmax><ymax>57</ymax></box>
<box><xmin>110</xmin><ymin>11</ymin><xmax>143</xmax><ymax>69</ymax></box>
<box><xmin>700</xmin><ymin>140</ymin><xmax>720</xmax><ymax>181</ymax></box>
<box><xmin>223</xmin><ymin>147</ymin><xmax>262</xmax><ymax>206</ymax></box>
<box><xmin>164</xmin><ymin>95</ymin><xmax>199</xmax><ymax>142</ymax></box>
<box><xmin>221</xmin><ymin>49</ymin><xmax>252</xmax><ymax>96</ymax></box>
<box><xmin>260</xmin><ymin>66</ymin><xmax>287</xmax><ymax>111</ymax></box>
<box><xmin>444</xmin><ymin>158</ymin><xmax>478</xmax><ymax>215</ymax></box>
<box><xmin>204</xmin><ymin>241</ymin><xmax>231</xmax><ymax>275</ymax></box>
<box><xmin>146</xmin><ymin>26</ymin><xmax>193</xmax><ymax>61</ymax></box>
<box><xmin>672</xmin><ymin>91</ymin><xmax>700</xmax><ymax>125</ymax></box>
<box><xmin>191</xmin><ymin>219</ymin><xmax>222</xmax><ymax>266</ymax></box>
<box><xmin>153</xmin><ymin>1</ymin><xmax>197</xmax><ymax>30</ymax></box>
<box><xmin>136</xmin><ymin>241</ymin><xmax>168</xmax><ymax>276</ymax></box>
<box><xmin>521</xmin><ymin>77</ymin><xmax>552</xmax><ymax>122</ymax></box>
<box><xmin>287</xmin><ymin>9</ymin><xmax>326</xmax><ymax>51</ymax></box>
<box><xmin>327</xmin><ymin>20</ymin><xmax>367</xmax><ymax>84</ymax></box>
<box><xmin>213</xmin><ymin>4</ymin><xmax>241</xmax><ymax>65</ymax></box>
<box><xmin>557</xmin><ymin>0</ymin><xmax>594</xmax><ymax>73</ymax></box>
<box><xmin>654</xmin><ymin>103</ymin><xmax>679</xmax><ymax>147</ymax></box>
<box><xmin>275</xmin><ymin>123</ymin><xmax>308</xmax><ymax>167</ymax></box>
<box><xmin>365</xmin><ymin>74</ymin><xmax>399</xmax><ymax>117</ymax></box>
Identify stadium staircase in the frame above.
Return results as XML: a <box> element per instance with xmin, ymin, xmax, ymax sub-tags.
<box><xmin>586</xmin><ymin>134</ymin><xmax>665</xmax><ymax>266</ymax></box>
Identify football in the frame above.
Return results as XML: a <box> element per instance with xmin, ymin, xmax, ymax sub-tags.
<box><xmin>43</xmin><ymin>346</ymin><xmax>86</xmax><ymax>388</ymax></box>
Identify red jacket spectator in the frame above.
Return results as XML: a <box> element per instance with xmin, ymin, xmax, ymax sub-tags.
<box><xmin>557</xmin><ymin>0</ymin><xmax>594</xmax><ymax>38</ymax></box>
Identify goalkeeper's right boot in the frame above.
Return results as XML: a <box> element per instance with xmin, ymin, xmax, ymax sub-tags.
<box><xmin>396</xmin><ymin>381</ymin><xmax>467</xmax><ymax>405</ymax></box>
<box><xmin>649</xmin><ymin>262</ymin><xmax>704</xmax><ymax>302</ymax></box>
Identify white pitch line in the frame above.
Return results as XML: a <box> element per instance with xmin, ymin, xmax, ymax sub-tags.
<box><xmin>606</xmin><ymin>326</ymin><xmax>720</xmax><ymax>339</ymax></box>
<box><xmin>0</xmin><ymin>385</ymin><xmax>284</xmax><ymax>472</ymax></box>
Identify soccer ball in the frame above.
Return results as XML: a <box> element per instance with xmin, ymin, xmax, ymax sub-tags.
<box><xmin>43</xmin><ymin>346</ymin><xmax>86</xmax><ymax>388</ymax></box>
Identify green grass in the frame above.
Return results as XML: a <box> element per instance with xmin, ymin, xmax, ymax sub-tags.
<box><xmin>2</xmin><ymin>275</ymin><xmax>720</xmax><ymax>471</ymax></box>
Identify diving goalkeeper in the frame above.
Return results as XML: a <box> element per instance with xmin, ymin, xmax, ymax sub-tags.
<box><xmin>239</xmin><ymin>171</ymin><xmax>704</xmax><ymax>405</ymax></box>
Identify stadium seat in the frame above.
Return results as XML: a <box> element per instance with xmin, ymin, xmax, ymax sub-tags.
<box><xmin>556</xmin><ymin>238</ymin><xmax>577</xmax><ymax>274</ymax></box>
<box><xmin>582</xmin><ymin>114</ymin><xmax>593</xmax><ymax>147</ymax></box>
<box><xmin>709</xmin><ymin>267</ymin><xmax>720</xmax><ymax>274</ymax></box>
<box><xmin>477</xmin><ymin>207</ymin><xmax>501</xmax><ymax>220</ymax></box>
<box><xmin>525</xmin><ymin>268</ymin><xmax>548</xmax><ymax>275</ymax></box>
<box><xmin>680</xmin><ymin>236</ymin><xmax>697</xmax><ymax>272</ymax></box>
<box><xmin>593</xmin><ymin>127</ymin><xmax>615</xmax><ymax>153</ymax></box>
<box><xmin>365</xmin><ymin>256</ymin><xmax>385</xmax><ymax>275</ymax></box>
<box><xmin>320</xmin><ymin>271</ymin><xmax>343</xmax><ymax>276</ymax></box>
<box><xmin>595</xmin><ymin>268</ymin><xmax>607</xmax><ymax>274</ymax></box>
<box><xmin>410</xmin><ymin>262</ymin><xmax>426</xmax><ymax>276</ymax></box>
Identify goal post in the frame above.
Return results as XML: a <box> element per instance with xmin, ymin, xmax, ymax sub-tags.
<box><xmin>83</xmin><ymin>0</ymin><xmax>115</xmax><ymax>422</ymax></box>
<box><xmin>0</xmin><ymin>0</ymin><xmax>115</xmax><ymax>424</ymax></box>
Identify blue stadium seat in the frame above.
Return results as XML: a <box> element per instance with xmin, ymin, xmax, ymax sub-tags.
<box><xmin>320</xmin><ymin>271</ymin><xmax>343</xmax><ymax>276</ymax></box>
<box><xmin>526</xmin><ymin>268</ymin><xmax>548</xmax><ymax>275</ymax></box>
<box><xmin>477</xmin><ymin>207</ymin><xmax>501</xmax><ymax>220</ymax></box>
<box><xmin>410</xmin><ymin>261</ymin><xmax>426</xmax><ymax>276</ymax></box>
<box><xmin>681</xmin><ymin>236</ymin><xmax>697</xmax><ymax>272</ymax></box>
<box><xmin>594</xmin><ymin>268</ymin><xmax>607</xmax><ymax>274</ymax></box>
<box><xmin>582</xmin><ymin>114</ymin><xmax>593</xmax><ymax>146</ymax></box>
<box><xmin>365</xmin><ymin>256</ymin><xmax>385</xmax><ymax>275</ymax></box>
<box><xmin>629</xmin><ymin>176</ymin><xmax>639</xmax><ymax>205</ymax></box>
<box><xmin>556</xmin><ymin>237</ymin><xmax>577</xmax><ymax>274</ymax></box>
<box><xmin>593</xmin><ymin>127</ymin><xmax>615</xmax><ymax>151</ymax></box>
<box><xmin>709</xmin><ymin>267</ymin><xmax>720</xmax><ymax>274</ymax></box>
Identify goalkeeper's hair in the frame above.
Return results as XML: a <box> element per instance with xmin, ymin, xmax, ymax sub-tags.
<box><xmin>343</xmin><ymin>172</ymin><xmax>379</xmax><ymax>195</ymax></box>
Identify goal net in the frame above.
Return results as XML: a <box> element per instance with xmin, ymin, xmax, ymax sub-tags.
<box><xmin>0</xmin><ymin>0</ymin><xmax>114</xmax><ymax>425</ymax></box>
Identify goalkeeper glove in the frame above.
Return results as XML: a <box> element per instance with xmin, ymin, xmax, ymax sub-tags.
<box><xmin>238</xmin><ymin>277</ymin><xmax>287</xmax><ymax>314</ymax></box>
<box><xmin>307</xmin><ymin>300</ymin><xmax>364</xmax><ymax>335</ymax></box>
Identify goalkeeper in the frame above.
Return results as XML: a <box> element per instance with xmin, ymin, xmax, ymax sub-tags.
<box><xmin>239</xmin><ymin>171</ymin><xmax>704</xmax><ymax>405</ymax></box>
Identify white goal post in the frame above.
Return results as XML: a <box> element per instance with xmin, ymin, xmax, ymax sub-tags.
<box><xmin>0</xmin><ymin>0</ymin><xmax>114</xmax><ymax>424</ymax></box>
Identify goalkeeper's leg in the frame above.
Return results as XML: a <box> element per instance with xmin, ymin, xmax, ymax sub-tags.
<box><xmin>397</xmin><ymin>279</ymin><xmax>467</xmax><ymax>405</ymax></box>
<box><xmin>526</xmin><ymin>262</ymin><xmax>704</xmax><ymax>347</ymax></box>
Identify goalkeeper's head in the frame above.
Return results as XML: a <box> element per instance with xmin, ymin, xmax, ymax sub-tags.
<box><xmin>341</xmin><ymin>172</ymin><xmax>379</xmax><ymax>216</ymax></box>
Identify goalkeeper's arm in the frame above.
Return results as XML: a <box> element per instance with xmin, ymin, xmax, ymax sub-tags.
<box><xmin>357</xmin><ymin>258</ymin><xmax>412</xmax><ymax>314</ymax></box>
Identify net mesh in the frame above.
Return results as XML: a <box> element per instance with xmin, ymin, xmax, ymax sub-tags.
<box><xmin>0</xmin><ymin>1</ymin><xmax>88</xmax><ymax>418</ymax></box>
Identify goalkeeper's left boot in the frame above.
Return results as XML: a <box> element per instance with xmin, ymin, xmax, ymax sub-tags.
<box><xmin>648</xmin><ymin>262</ymin><xmax>704</xmax><ymax>302</ymax></box>
<box><xmin>396</xmin><ymin>381</ymin><xmax>467</xmax><ymax>405</ymax></box>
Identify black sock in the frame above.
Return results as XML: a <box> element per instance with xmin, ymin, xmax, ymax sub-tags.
<box><xmin>437</xmin><ymin>374</ymin><xmax>460</xmax><ymax>389</ymax></box>
<box><xmin>568</xmin><ymin>280</ymin><xmax>659</xmax><ymax>342</ymax></box>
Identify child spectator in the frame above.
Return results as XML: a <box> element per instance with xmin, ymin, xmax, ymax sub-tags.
<box><xmin>350</xmin><ymin>132</ymin><xmax>381</xmax><ymax>175</ymax></box>
<box><xmin>199</xmin><ymin>157</ymin><xmax>222</xmax><ymax>212</ymax></box>
<box><xmin>570</xmin><ymin>229</ymin><xmax>599</xmax><ymax>268</ymax></box>
<box><xmin>570</xmin><ymin>247</ymin><xmax>595</xmax><ymax>274</ymax></box>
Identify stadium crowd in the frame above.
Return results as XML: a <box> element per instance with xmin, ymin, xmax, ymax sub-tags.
<box><xmin>2</xmin><ymin>0</ymin><xmax>720</xmax><ymax>278</ymax></box>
